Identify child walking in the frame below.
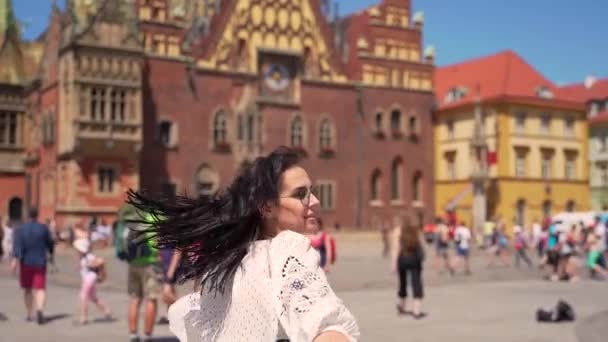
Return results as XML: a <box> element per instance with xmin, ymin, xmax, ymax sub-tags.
<box><xmin>73</xmin><ymin>238</ymin><xmax>113</xmax><ymax>325</ymax></box>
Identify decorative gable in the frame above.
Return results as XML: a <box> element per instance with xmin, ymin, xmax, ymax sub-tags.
<box><xmin>197</xmin><ymin>0</ymin><xmax>346</xmax><ymax>82</ymax></box>
<box><xmin>68</xmin><ymin>0</ymin><xmax>140</xmax><ymax>50</ymax></box>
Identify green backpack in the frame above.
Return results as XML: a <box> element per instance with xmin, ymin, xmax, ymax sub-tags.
<box><xmin>114</xmin><ymin>219</ymin><xmax>156</xmax><ymax>262</ymax></box>
<box><xmin>114</xmin><ymin>206</ymin><xmax>155</xmax><ymax>262</ymax></box>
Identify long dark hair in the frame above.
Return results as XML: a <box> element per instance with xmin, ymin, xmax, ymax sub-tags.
<box><xmin>399</xmin><ymin>216</ymin><xmax>421</xmax><ymax>255</ymax></box>
<box><xmin>126</xmin><ymin>147</ymin><xmax>300</xmax><ymax>293</ymax></box>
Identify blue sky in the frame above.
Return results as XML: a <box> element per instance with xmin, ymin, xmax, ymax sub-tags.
<box><xmin>12</xmin><ymin>0</ymin><xmax>608</xmax><ymax>85</ymax></box>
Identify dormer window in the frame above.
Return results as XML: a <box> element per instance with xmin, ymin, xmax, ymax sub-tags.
<box><xmin>589</xmin><ymin>102</ymin><xmax>599</xmax><ymax>117</ymax></box>
<box><xmin>536</xmin><ymin>86</ymin><xmax>553</xmax><ymax>99</ymax></box>
<box><xmin>444</xmin><ymin>87</ymin><xmax>467</xmax><ymax>104</ymax></box>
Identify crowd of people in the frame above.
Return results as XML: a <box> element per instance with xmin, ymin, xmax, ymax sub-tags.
<box><xmin>415</xmin><ymin>214</ymin><xmax>608</xmax><ymax>282</ymax></box>
<box><xmin>0</xmin><ymin>147</ymin><xmax>357</xmax><ymax>342</ymax></box>
<box><xmin>2</xmin><ymin>147</ymin><xmax>608</xmax><ymax>341</ymax></box>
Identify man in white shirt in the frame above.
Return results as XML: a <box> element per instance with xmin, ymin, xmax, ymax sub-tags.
<box><xmin>594</xmin><ymin>219</ymin><xmax>607</xmax><ymax>252</ymax></box>
<box><xmin>454</xmin><ymin>222</ymin><xmax>472</xmax><ymax>275</ymax></box>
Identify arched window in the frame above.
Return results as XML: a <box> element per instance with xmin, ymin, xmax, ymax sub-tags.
<box><xmin>516</xmin><ymin>199</ymin><xmax>526</xmax><ymax>226</ymax></box>
<box><xmin>374</xmin><ymin>112</ymin><xmax>383</xmax><ymax>134</ymax></box>
<box><xmin>391</xmin><ymin>158</ymin><xmax>403</xmax><ymax>200</ymax></box>
<box><xmin>195</xmin><ymin>164</ymin><xmax>219</xmax><ymax>197</ymax></box>
<box><xmin>291</xmin><ymin>116</ymin><xmax>304</xmax><ymax>147</ymax></box>
<box><xmin>566</xmin><ymin>200</ymin><xmax>575</xmax><ymax>213</ymax></box>
<box><xmin>213</xmin><ymin>110</ymin><xmax>227</xmax><ymax>145</ymax></box>
<box><xmin>412</xmin><ymin>171</ymin><xmax>423</xmax><ymax>201</ymax></box>
<box><xmin>409</xmin><ymin>116</ymin><xmax>418</xmax><ymax>134</ymax></box>
<box><xmin>319</xmin><ymin>119</ymin><xmax>332</xmax><ymax>151</ymax></box>
<box><xmin>391</xmin><ymin>109</ymin><xmax>402</xmax><ymax>134</ymax></box>
<box><xmin>8</xmin><ymin>197</ymin><xmax>23</xmax><ymax>222</ymax></box>
<box><xmin>371</xmin><ymin>169</ymin><xmax>382</xmax><ymax>201</ymax></box>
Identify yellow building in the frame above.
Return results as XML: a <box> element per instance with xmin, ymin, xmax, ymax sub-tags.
<box><xmin>434</xmin><ymin>51</ymin><xmax>589</xmax><ymax>231</ymax></box>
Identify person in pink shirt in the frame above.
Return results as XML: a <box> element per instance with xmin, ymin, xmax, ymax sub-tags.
<box><xmin>306</xmin><ymin>217</ymin><xmax>333</xmax><ymax>272</ymax></box>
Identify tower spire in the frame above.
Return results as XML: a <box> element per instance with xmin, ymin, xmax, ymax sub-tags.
<box><xmin>0</xmin><ymin>0</ymin><xmax>19</xmax><ymax>45</ymax></box>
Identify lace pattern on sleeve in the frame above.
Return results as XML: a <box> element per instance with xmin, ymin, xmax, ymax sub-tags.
<box><xmin>270</xmin><ymin>231</ymin><xmax>360</xmax><ymax>342</ymax></box>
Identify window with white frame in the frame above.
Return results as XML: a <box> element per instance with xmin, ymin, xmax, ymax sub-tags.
<box><xmin>97</xmin><ymin>166</ymin><xmax>116</xmax><ymax>193</ymax></box>
<box><xmin>541</xmin><ymin>152</ymin><xmax>552</xmax><ymax>179</ymax></box>
<box><xmin>317</xmin><ymin>182</ymin><xmax>335</xmax><ymax>210</ymax></box>
<box><xmin>0</xmin><ymin>111</ymin><xmax>19</xmax><ymax>147</ymax></box>
<box><xmin>390</xmin><ymin>109</ymin><xmax>402</xmax><ymax>135</ymax></box>
<box><xmin>196</xmin><ymin>164</ymin><xmax>219</xmax><ymax>196</ymax></box>
<box><xmin>319</xmin><ymin>119</ymin><xmax>333</xmax><ymax>151</ymax></box>
<box><xmin>515</xmin><ymin>112</ymin><xmax>526</xmax><ymax>133</ymax></box>
<box><xmin>371</xmin><ymin>170</ymin><xmax>382</xmax><ymax>201</ymax></box>
<box><xmin>110</xmin><ymin>89</ymin><xmax>127</xmax><ymax>122</ymax></box>
<box><xmin>90</xmin><ymin>87</ymin><xmax>106</xmax><ymax>120</ymax></box>
<box><xmin>374</xmin><ymin>112</ymin><xmax>383</xmax><ymax>134</ymax></box>
<box><xmin>540</xmin><ymin>113</ymin><xmax>551</xmax><ymax>134</ymax></box>
<box><xmin>597</xmin><ymin>135</ymin><xmax>607</xmax><ymax>152</ymax></box>
<box><xmin>515</xmin><ymin>150</ymin><xmax>527</xmax><ymax>177</ymax></box>
<box><xmin>446</xmin><ymin>152</ymin><xmax>456</xmax><ymax>180</ymax></box>
<box><xmin>291</xmin><ymin>116</ymin><xmax>304</xmax><ymax>147</ymax></box>
<box><xmin>391</xmin><ymin>158</ymin><xmax>403</xmax><ymax>200</ymax></box>
<box><xmin>213</xmin><ymin>110</ymin><xmax>228</xmax><ymax>146</ymax></box>
<box><xmin>446</xmin><ymin>119</ymin><xmax>454</xmax><ymax>139</ymax></box>
<box><xmin>565</xmin><ymin>152</ymin><xmax>577</xmax><ymax>180</ymax></box>
<box><xmin>412</xmin><ymin>171</ymin><xmax>423</xmax><ymax>202</ymax></box>
<box><xmin>589</xmin><ymin>102</ymin><xmax>599</xmax><ymax>117</ymax></box>
<box><xmin>564</xmin><ymin>116</ymin><xmax>574</xmax><ymax>136</ymax></box>
<box><xmin>599</xmin><ymin>163</ymin><xmax>608</xmax><ymax>186</ymax></box>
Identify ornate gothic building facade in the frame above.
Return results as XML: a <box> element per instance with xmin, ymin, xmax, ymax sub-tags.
<box><xmin>0</xmin><ymin>0</ymin><xmax>434</xmax><ymax>230</ymax></box>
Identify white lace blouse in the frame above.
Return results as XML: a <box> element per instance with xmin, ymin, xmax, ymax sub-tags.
<box><xmin>168</xmin><ymin>230</ymin><xmax>360</xmax><ymax>342</ymax></box>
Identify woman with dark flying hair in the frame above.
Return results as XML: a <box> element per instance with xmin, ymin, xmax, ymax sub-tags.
<box><xmin>127</xmin><ymin>147</ymin><xmax>359</xmax><ymax>342</ymax></box>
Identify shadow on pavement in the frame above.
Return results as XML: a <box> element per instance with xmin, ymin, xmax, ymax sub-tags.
<box><xmin>149</xmin><ymin>337</ymin><xmax>178</xmax><ymax>342</ymax></box>
<box><xmin>45</xmin><ymin>313</ymin><xmax>70</xmax><ymax>324</ymax></box>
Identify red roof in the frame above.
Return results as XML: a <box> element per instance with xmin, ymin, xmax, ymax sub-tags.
<box><xmin>434</xmin><ymin>50</ymin><xmax>581</xmax><ymax>110</ymax></box>
<box><xmin>557</xmin><ymin>78</ymin><xmax>608</xmax><ymax>103</ymax></box>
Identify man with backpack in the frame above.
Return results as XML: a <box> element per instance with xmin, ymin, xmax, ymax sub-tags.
<box><xmin>115</xmin><ymin>207</ymin><xmax>163</xmax><ymax>342</ymax></box>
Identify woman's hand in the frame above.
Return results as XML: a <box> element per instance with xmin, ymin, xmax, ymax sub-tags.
<box><xmin>314</xmin><ymin>330</ymin><xmax>351</xmax><ymax>342</ymax></box>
